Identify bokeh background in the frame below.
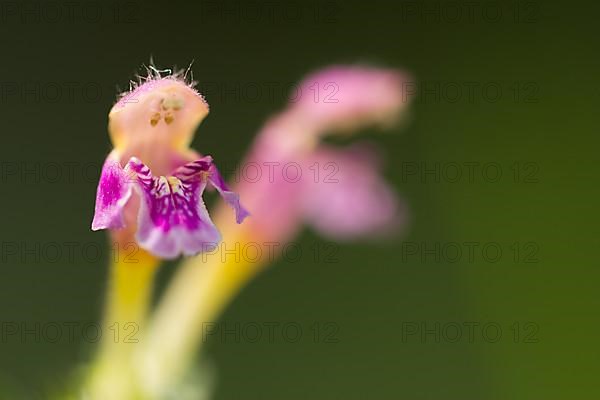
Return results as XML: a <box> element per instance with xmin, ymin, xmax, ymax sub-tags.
<box><xmin>0</xmin><ymin>0</ymin><xmax>597</xmax><ymax>398</ymax></box>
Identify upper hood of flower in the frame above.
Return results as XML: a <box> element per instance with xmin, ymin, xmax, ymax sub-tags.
<box><xmin>109</xmin><ymin>76</ymin><xmax>209</xmax><ymax>158</ymax></box>
<box><xmin>290</xmin><ymin>65</ymin><xmax>411</xmax><ymax>134</ymax></box>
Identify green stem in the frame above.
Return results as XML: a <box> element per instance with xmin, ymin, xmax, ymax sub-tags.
<box><xmin>83</xmin><ymin>246</ymin><xmax>160</xmax><ymax>399</ymax></box>
<box><xmin>134</xmin><ymin>229</ymin><xmax>261</xmax><ymax>398</ymax></box>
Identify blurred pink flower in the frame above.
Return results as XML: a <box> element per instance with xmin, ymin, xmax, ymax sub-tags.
<box><xmin>224</xmin><ymin>65</ymin><xmax>412</xmax><ymax>244</ymax></box>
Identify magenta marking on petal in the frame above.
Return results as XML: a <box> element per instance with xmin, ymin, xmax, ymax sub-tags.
<box><xmin>173</xmin><ymin>156</ymin><xmax>213</xmax><ymax>183</ymax></box>
<box><xmin>92</xmin><ymin>154</ymin><xmax>247</xmax><ymax>259</ymax></box>
<box><xmin>91</xmin><ymin>153</ymin><xmax>132</xmax><ymax>231</ymax></box>
<box><xmin>126</xmin><ymin>157</ymin><xmax>222</xmax><ymax>259</ymax></box>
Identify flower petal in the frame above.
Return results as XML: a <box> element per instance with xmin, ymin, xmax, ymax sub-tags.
<box><xmin>110</xmin><ymin>76</ymin><xmax>209</xmax><ymax>154</ymax></box>
<box><xmin>291</xmin><ymin>65</ymin><xmax>411</xmax><ymax>134</ymax></box>
<box><xmin>207</xmin><ymin>163</ymin><xmax>250</xmax><ymax>224</ymax></box>
<box><xmin>301</xmin><ymin>144</ymin><xmax>405</xmax><ymax>240</ymax></box>
<box><xmin>91</xmin><ymin>151</ymin><xmax>133</xmax><ymax>231</ymax></box>
<box><xmin>128</xmin><ymin>158</ymin><xmax>221</xmax><ymax>259</ymax></box>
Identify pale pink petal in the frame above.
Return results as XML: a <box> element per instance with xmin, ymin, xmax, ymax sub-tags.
<box><xmin>301</xmin><ymin>144</ymin><xmax>405</xmax><ymax>240</ymax></box>
<box><xmin>291</xmin><ymin>65</ymin><xmax>411</xmax><ymax>134</ymax></box>
<box><xmin>109</xmin><ymin>76</ymin><xmax>209</xmax><ymax>160</ymax></box>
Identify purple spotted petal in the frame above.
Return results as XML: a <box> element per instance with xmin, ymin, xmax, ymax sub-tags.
<box><xmin>206</xmin><ymin>164</ymin><xmax>250</xmax><ymax>224</ymax></box>
<box><xmin>129</xmin><ymin>158</ymin><xmax>221</xmax><ymax>259</ymax></box>
<box><xmin>91</xmin><ymin>152</ymin><xmax>133</xmax><ymax>231</ymax></box>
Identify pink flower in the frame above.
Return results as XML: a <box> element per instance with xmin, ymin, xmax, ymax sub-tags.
<box><xmin>225</xmin><ymin>65</ymin><xmax>412</xmax><ymax>244</ymax></box>
<box><xmin>290</xmin><ymin>65</ymin><xmax>409</xmax><ymax>134</ymax></box>
<box><xmin>92</xmin><ymin>69</ymin><xmax>248</xmax><ymax>259</ymax></box>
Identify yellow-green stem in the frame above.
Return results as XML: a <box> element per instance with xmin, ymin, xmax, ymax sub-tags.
<box><xmin>84</xmin><ymin>246</ymin><xmax>160</xmax><ymax>400</ymax></box>
<box><xmin>135</xmin><ymin>228</ymin><xmax>261</xmax><ymax>398</ymax></box>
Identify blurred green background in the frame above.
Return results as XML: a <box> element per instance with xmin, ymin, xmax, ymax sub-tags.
<box><xmin>0</xmin><ymin>0</ymin><xmax>597</xmax><ymax>398</ymax></box>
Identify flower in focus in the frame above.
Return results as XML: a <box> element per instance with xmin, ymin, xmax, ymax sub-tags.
<box><xmin>91</xmin><ymin>68</ymin><xmax>248</xmax><ymax>259</ymax></box>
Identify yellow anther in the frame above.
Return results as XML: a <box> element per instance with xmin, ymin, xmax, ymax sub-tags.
<box><xmin>150</xmin><ymin>112</ymin><xmax>161</xmax><ymax>126</ymax></box>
